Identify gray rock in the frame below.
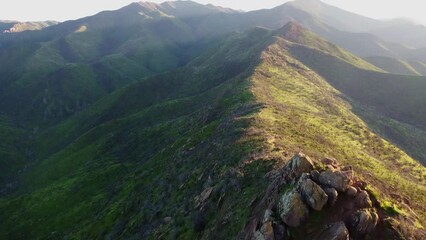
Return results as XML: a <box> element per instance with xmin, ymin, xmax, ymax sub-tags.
<box><xmin>299</xmin><ymin>178</ymin><xmax>328</xmax><ymax>211</ymax></box>
<box><xmin>278</xmin><ymin>190</ymin><xmax>309</xmax><ymax>227</ymax></box>
<box><xmin>318</xmin><ymin>169</ymin><xmax>351</xmax><ymax>192</ymax></box>
<box><xmin>324</xmin><ymin>187</ymin><xmax>338</xmax><ymax>206</ymax></box>
<box><xmin>349</xmin><ymin>209</ymin><xmax>379</xmax><ymax>235</ymax></box>
<box><xmin>314</xmin><ymin>221</ymin><xmax>349</xmax><ymax>240</ymax></box>
<box><xmin>311</xmin><ymin>170</ymin><xmax>320</xmax><ymax>182</ymax></box>
<box><xmin>262</xmin><ymin>209</ymin><xmax>273</xmax><ymax>223</ymax></box>
<box><xmin>346</xmin><ymin>186</ymin><xmax>358</xmax><ymax>197</ymax></box>
<box><xmin>355</xmin><ymin>190</ymin><xmax>372</xmax><ymax>208</ymax></box>
<box><xmin>285</xmin><ymin>153</ymin><xmax>314</xmax><ymax>178</ymax></box>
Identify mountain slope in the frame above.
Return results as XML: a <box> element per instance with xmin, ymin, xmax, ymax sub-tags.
<box><xmin>1</xmin><ymin>0</ymin><xmax>425</xmax><ymax>130</ymax></box>
<box><xmin>365</xmin><ymin>56</ymin><xmax>422</xmax><ymax>76</ymax></box>
<box><xmin>290</xmin><ymin>0</ymin><xmax>426</xmax><ymax>49</ymax></box>
<box><xmin>0</xmin><ymin>23</ymin><xmax>424</xmax><ymax>239</ymax></box>
<box><xmin>0</xmin><ymin>20</ymin><xmax>57</xmax><ymax>33</ymax></box>
<box><xmin>0</xmin><ymin>1</ymin><xmax>236</xmax><ymax>127</ymax></box>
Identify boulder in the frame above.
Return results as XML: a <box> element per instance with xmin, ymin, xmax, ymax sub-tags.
<box><xmin>260</xmin><ymin>221</ymin><xmax>275</xmax><ymax>240</ymax></box>
<box><xmin>310</xmin><ymin>170</ymin><xmax>320</xmax><ymax>182</ymax></box>
<box><xmin>355</xmin><ymin>190</ymin><xmax>372</xmax><ymax>208</ymax></box>
<box><xmin>324</xmin><ymin>187</ymin><xmax>339</xmax><ymax>206</ymax></box>
<box><xmin>278</xmin><ymin>190</ymin><xmax>309</xmax><ymax>227</ymax></box>
<box><xmin>318</xmin><ymin>169</ymin><xmax>351</xmax><ymax>192</ymax></box>
<box><xmin>256</xmin><ymin>222</ymin><xmax>285</xmax><ymax>240</ymax></box>
<box><xmin>349</xmin><ymin>209</ymin><xmax>379</xmax><ymax>236</ymax></box>
<box><xmin>346</xmin><ymin>186</ymin><xmax>358</xmax><ymax>197</ymax></box>
<box><xmin>285</xmin><ymin>153</ymin><xmax>314</xmax><ymax>177</ymax></box>
<box><xmin>314</xmin><ymin>221</ymin><xmax>349</xmax><ymax>240</ymax></box>
<box><xmin>298</xmin><ymin>177</ymin><xmax>328</xmax><ymax>211</ymax></box>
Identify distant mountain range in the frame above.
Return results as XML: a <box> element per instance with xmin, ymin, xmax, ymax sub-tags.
<box><xmin>0</xmin><ymin>1</ymin><xmax>425</xmax><ymax>239</ymax></box>
<box><xmin>0</xmin><ymin>20</ymin><xmax>57</xmax><ymax>33</ymax></box>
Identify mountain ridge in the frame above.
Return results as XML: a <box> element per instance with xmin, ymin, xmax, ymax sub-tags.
<box><xmin>0</xmin><ymin>2</ymin><xmax>425</xmax><ymax>239</ymax></box>
<box><xmin>0</xmin><ymin>22</ymin><xmax>424</xmax><ymax>239</ymax></box>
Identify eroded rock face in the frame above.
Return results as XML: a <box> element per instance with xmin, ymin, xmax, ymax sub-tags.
<box><xmin>318</xmin><ymin>169</ymin><xmax>351</xmax><ymax>192</ymax></box>
<box><xmin>314</xmin><ymin>221</ymin><xmax>349</xmax><ymax>240</ymax></box>
<box><xmin>278</xmin><ymin>190</ymin><xmax>309</xmax><ymax>227</ymax></box>
<box><xmin>285</xmin><ymin>152</ymin><xmax>314</xmax><ymax>178</ymax></box>
<box><xmin>298</xmin><ymin>177</ymin><xmax>328</xmax><ymax>211</ymax></box>
<box><xmin>349</xmin><ymin>209</ymin><xmax>378</xmax><ymax>236</ymax></box>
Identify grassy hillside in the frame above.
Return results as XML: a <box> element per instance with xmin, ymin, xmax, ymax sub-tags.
<box><xmin>250</xmin><ymin>40</ymin><xmax>426</xmax><ymax>238</ymax></box>
<box><xmin>365</xmin><ymin>56</ymin><xmax>422</xmax><ymax>76</ymax></box>
<box><xmin>0</xmin><ymin>28</ymin><xmax>273</xmax><ymax>239</ymax></box>
<box><xmin>288</xmin><ymin>42</ymin><xmax>426</xmax><ymax>130</ymax></box>
<box><xmin>0</xmin><ymin>8</ymin><xmax>216</xmax><ymax>126</ymax></box>
<box><xmin>0</xmin><ymin>24</ymin><xmax>424</xmax><ymax>239</ymax></box>
<box><xmin>0</xmin><ymin>116</ymin><xmax>27</xmax><ymax>190</ymax></box>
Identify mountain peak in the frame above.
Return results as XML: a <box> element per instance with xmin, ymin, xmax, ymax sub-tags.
<box><xmin>275</xmin><ymin>21</ymin><xmax>310</xmax><ymax>42</ymax></box>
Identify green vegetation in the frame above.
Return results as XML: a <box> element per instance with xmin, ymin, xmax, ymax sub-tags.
<box><xmin>0</xmin><ymin>6</ymin><xmax>425</xmax><ymax>240</ymax></box>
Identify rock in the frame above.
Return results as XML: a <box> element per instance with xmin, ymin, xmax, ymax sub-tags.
<box><xmin>195</xmin><ymin>187</ymin><xmax>214</xmax><ymax>209</ymax></box>
<box><xmin>318</xmin><ymin>169</ymin><xmax>351</xmax><ymax>192</ymax></box>
<box><xmin>260</xmin><ymin>221</ymin><xmax>275</xmax><ymax>240</ymax></box>
<box><xmin>349</xmin><ymin>209</ymin><xmax>378</xmax><ymax>236</ymax></box>
<box><xmin>314</xmin><ymin>221</ymin><xmax>349</xmax><ymax>240</ymax></box>
<box><xmin>310</xmin><ymin>170</ymin><xmax>320</xmax><ymax>182</ymax></box>
<box><xmin>354</xmin><ymin>180</ymin><xmax>367</xmax><ymax>190</ymax></box>
<box><xmin>262</xmin><ymin>209</ymin><xmax>273</xmax><ymax>223</ymax></box>
<box><xmin>324</xmin><ymin>187</ymin><xmax>338</xmax><ymax>206</ymax></box>
<box><xmin>257</xmin><ymin>210</ymin><xmax>277</xmax><ymax>240</ymax></box>
<box><xmin>298</xmin><ymin>177</ymin><xmax>328</xmax><ymax>211</ymax></box>
<box><xmin>200</xmin><ymin>187</ymin><xmax>213</xmax><ymax>202</ymax></box>
<box><xmin>322</xmin><ymin>157</ymin><xmax>337</xmax><ymax>166</ymax></box>
<box><xmin>285</xmin><ymin>153</ymin><xmax>314</xmax><ymax>178</ymax></box>
<box><xmin>355</xmin><ymin>190</ymin><xmax>372</xmax><ymax>208</ymax></box>
<box><xmin>346</xmin><ymin>186</ymin><xmax>358</xmax><ymax>197</ymax></box>
<box><xmin>278</xmin><ymin>190</ymin><xmax>309</xmax><ymax>227</ymax></box>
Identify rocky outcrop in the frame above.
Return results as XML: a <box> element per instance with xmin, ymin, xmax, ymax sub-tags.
<box><xmin>324</xmin><ymin>187</ymin><xmax>338</xmax><ymax>206</ymax></box>
<box><xmin>298</xmin><ymin>175</ymin><xmax>328</xmax><ymax>211</ymax></box>
<box><xmin>285</xmin><ymin>152</ymin><xmax>314</xmax><ymax>178</ymax></box>
<box><xmin>348</xmin><ymin>209</ymin><xmax>379</xmax><ymax>236</ymax></box>
<box><xmin>278</xmin><ymin>190</ymin><xmax>309</xmax><ymax>227</ymax></box>
<box><xmin>247</xmin><ymin>153</ymin><xmax>389</xmax><ymax>240</ymax></box>
<box><xmin>314</xmin><ymin>221</ymin><xmax>349</xmax><ymax>240</ymax></box>
<box><xmin>355</xmin><ymin>190</ymin><xmax>372</xmax><ymax>208</ymax></box>
<box><xmin>346</xmin><ymin>186</ymin><xmax>358</xmax><ymax>197</ymax></box>
<box><xmin>318</xmin><ymin>169</ymin><xmax>352</xmax><ymax>192</ymax></box>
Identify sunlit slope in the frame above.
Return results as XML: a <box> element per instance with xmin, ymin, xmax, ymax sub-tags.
<box><xmin>0</xmin><ymin>23</ymin><xmax>424</xmax><ymax>239</ymax></box>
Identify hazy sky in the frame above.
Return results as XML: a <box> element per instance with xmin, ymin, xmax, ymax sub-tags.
<box><xmin>1</xmin><ymin>0</ymin><xmax>425</xmax><ymax>25</ymax></box>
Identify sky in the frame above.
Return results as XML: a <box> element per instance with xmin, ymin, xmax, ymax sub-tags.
<box><xmin>0</xmin><ymin>0</ymin><xmax>425</xmax><ymax>25</ymax></box>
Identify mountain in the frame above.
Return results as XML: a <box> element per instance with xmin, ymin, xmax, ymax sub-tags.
<box><xmin>0</xmin><ymin>20</ymin><xmax>57</xmax><ymax>33</ymax></box>
<box><xmin>365</xmin><ymin>56</ymin><xmax>424</xmax><ymax>76</ymax></box>
<box><xmin>0</xmin><ymin>1</ymin><xmax>425</xmax><ymax>239</ymax></box>
<box><xmin>1</xmin><ymin>20</ymin><xmax>425</xmax><ymax>239</ymax></box>
<box><xmin>290</xmin><ymin>0</ymin><xmax>426</xmax><ymax>49</ymax></box>
<box><xmin>0</xmin><ymin>1</ymin><xmax>239</xmax><ymax>128</ymax></box>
